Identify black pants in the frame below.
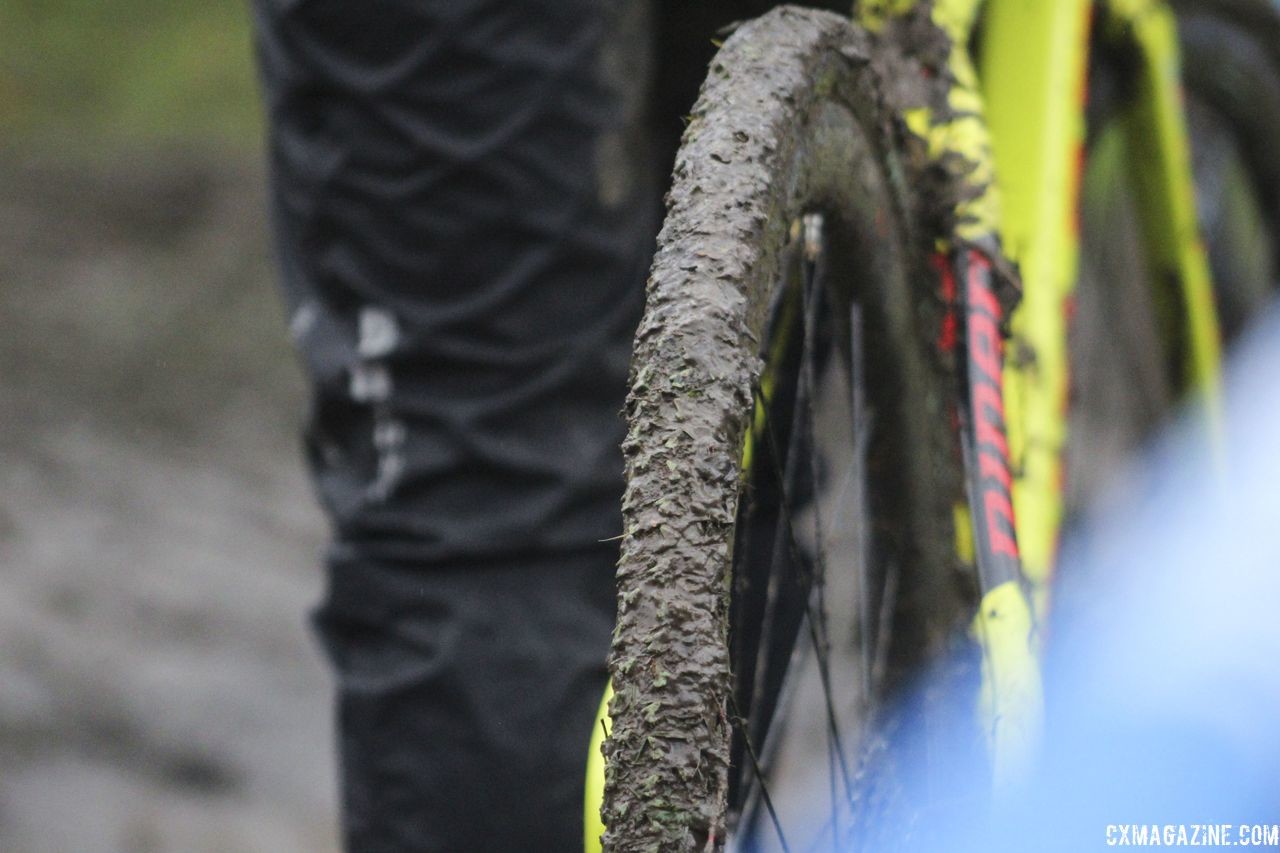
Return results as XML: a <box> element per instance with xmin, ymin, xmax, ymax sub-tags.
<box><xmin>253</xmin><ymin>1</ymin><xmax>838</xmax><ymax>849</ymax></box>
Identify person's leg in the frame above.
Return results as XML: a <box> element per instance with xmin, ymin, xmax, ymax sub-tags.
<box><xmin>252</xmin><ymin>0</ymin><xmax>654</xmax><ymax>564</ymax></box>
<box><xmin>253</xmin><ymin>0</ymin><xmax>654</xmax><ymax>849</ymax></box>
<box><xmin>316</xmin><ymin>550</ymin><xmax>618</xmax><ymax>850</ymax></box>
<box><xmin>252</xmin><ymin>0</ymin><xmax>850</xmax><ymax>848</ymax></box>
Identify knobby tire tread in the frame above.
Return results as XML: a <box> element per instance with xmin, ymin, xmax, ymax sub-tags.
<box><xmin>601</xmin><ymin>8</ymin><xmax>963</xmax><ymax>851</ymax></box>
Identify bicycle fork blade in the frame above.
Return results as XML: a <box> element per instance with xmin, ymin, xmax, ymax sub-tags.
<box><xmin>955</xmin><ymin>248</ymin><xmax>1044</xmax><ymax>791</ymax></box>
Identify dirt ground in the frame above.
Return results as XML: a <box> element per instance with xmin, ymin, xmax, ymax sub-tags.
<box><xmin>0</xmin><ymin>148</ymin><xmax>339</xmax><ymax>852</ymax></box>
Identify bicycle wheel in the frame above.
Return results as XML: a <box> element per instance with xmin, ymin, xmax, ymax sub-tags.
<box><xmin>602</xmin><ymin>8</ymin><xmax>975</xmax><ymax>850</ymax></box>
<box><xmin>1176</xmin><ymin>0</ymin><xmax>1280</xmax><ymax>341</ymax></box>
<box><xmin>1066</xmin><ymin>0</ymin><xmax>1280</xmax><ymax>514</ymax></box>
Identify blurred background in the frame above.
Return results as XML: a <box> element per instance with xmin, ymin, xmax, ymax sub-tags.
<box><xmin>0</xmin><ymin>2</ymin><xmax>338</xmax><ymax>850</ymax></box>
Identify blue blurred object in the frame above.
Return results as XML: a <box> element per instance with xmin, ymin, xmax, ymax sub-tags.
<box><xmin>814</xmin><ymin>307</ymin><xmax>1280</xmax><ymax>852</ymax></box>
<box><xmin>973</xmin><ymin>305</ymin><xmax>1280</xmax><ymax>850</ymax></box>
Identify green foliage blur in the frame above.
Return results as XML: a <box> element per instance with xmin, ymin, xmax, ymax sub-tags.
<box><xmin>0</xmin><ymin>0</ymin><xmax>262</xmax><ymax>152</ymax></box>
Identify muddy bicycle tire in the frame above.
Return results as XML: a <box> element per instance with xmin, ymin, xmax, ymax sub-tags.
<box><xmin>601</xmin><ymin>8</ymin><xmax>974</xmax><ymax>851</ymax></box>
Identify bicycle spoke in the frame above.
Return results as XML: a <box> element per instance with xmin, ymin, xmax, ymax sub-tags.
<box><xmin>799</xmin><ymin>215</ymin><xmax>856</xmax><ymax>821</ymax></box>
<box><xmin>729</xmin><ymin>695</ymin><xmax>794</xmax><ymax>853</ymax></box>
<box><xmin>745</xmin><ymin>480</ymin><xmax>806</xmax><ymax>755</ymax></box>
<box><xmin>746</xmin><ymin>218</ymin><xmax>857</xmax><ymax>824</ymax></box>
<box><xmin>734</xmin><ymin>240</ymin><xmax>806</xmax><ymax>782</ymax></box>
<box><xmin>848</xmin><ymin>301</ymin><xmax>877</xmax><ymax>707</ymax></box>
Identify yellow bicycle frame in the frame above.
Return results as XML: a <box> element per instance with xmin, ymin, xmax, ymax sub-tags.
<box><xmin>586</xmin><ymin>0</ymin><xmax>1222</xmax><ymax>846</ymax></box>
<box><xmin>984</xmin><ymin>0</ymin><xmax>1223</xmax><ymax>611</ymax></box>
<box><xmin>860</xmin><ymin>0</ymin><xmax>1221</xmax><ymax>785</ymax></box>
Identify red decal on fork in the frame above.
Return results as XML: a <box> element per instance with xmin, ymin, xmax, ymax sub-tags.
<box><xmin>931</xmin><ymin>252</ymin><xmax>959</xmax><ymax>353</ymax></box>
<box><xmin>962</xmin><ymin>250</ymin><xmax>1022</xmax><ymax>590</ymax></box>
